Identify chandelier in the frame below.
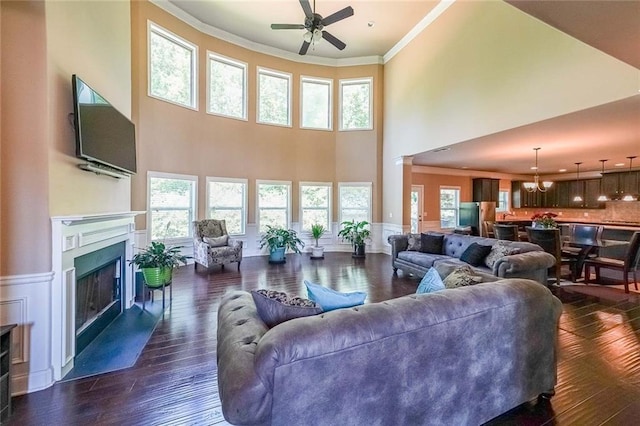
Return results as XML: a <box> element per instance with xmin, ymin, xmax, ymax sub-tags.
<box><xmin>523</xmin><ymin>148</ymin><xmax>553</xmax><ymax>193</ymax></box>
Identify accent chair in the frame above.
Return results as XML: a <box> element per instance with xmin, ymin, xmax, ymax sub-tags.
<box><xmin>192</xmin><ymin>219</ymin><xmax>243</xmax><ymax>271</ymax></box>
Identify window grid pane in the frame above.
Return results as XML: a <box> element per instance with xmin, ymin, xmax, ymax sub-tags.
<box><xmin>258</xmin><ymin>71</ymin><xmax>290</xmax><ymax>126</ymax></box>
<box><xmin>341</xmin><ymin>80</ymin><xmax>371</xmax><ymax>130</ymax></box>
<box><xmin>302</xmin><ymin>79</ymin><xmax>331</xmax><ymax>129</ymax></box>
<box><xmin>209</xmin><ymin>57</ymin><xmax>246</xmax><ymax>119</ymax></box>
<box><xmin>208</xmin><ymin>180</ymin><xmax>246</xmax><ymax>235</ymax></box>
<box><xmin>149</xmin><ymin>176</ymin><xmax>196</xmax><ymax>240</ymax></box>
<box><xmin>339</xmin><ymin>184</ymin><xmax>371</xmax><ymax>226</ymax></box>
<box><xmin>149</xmin><ymin>26</ymin><xmax>195</xmax><ymax>108</ymax></box>
<box><xmin>440</xmin><ymin>188</ymin><xmax>460</xmax><ymax>229</ymax></box>
<box><xmin>301</xmin><ymin>185</ymin><xmax>330</xmax><ymax>232</ymax></box>
<box><xmin>258</xmin><ymin>183</ymin><xmax>290</xmax><ymax>232</ymax></box>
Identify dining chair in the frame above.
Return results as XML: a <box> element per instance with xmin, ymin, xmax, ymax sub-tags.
<box><xmin>483</xmin><ymin>221</ymin><xmax>495</xmax><ymax>238</ymax></box>
<box><xmin>526</xmin><ymin>226</ymin><xmax>577</xmax><ymax>285</ymax></box>
<box><xmin>584</xmin><ymin>231</ymin><xmax>640</xmax><ymax>293</ymax></box>
<box><xmin>562</xmin><ymin>224</ymin><xmax>603</xmax><ymax>257</ymax></box>
<box><xmin>493</xmin><ymin>224</ymin><xmax>520</xmax><ymax>241</ymax></box>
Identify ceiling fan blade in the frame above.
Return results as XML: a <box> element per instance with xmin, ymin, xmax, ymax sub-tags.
<box><xmin>321</xmin><ymin>31</ymin><xmax>346</xmax><ymax>50</ymax></box>
<box><xmin>299</xmin><ymin>0</ymin><xmax>314</xmax><ymax>19</ymax></box>
<box><xmin>271</xmin><ymin>23</ymin><xmax>306</xmax><ymax>30</ymax></box>
<box><xmin>299</xmin><ymin>40</ymin><xmax>311</xmax><ymax>55</ymax></box>
<box><xmin>321</xmin><ymin>6</ymin><xmax>354</xmax><ymax>26</ymax></box>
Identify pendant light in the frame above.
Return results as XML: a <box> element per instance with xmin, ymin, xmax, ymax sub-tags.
<box><xmin>622</xmin><ymin>156</ymin><xmax>638</xmax><ymax>202</ymax></box>
<box><xmin>597</xmin><ymin>159</ymin><xmax>609</xmax><ymax>202</ymax></box>
<box><xmin>572</xmin><ymin>162</ymin><xmax>583</xmax><ymax>203</ymax></box>
<box><xmin>523</xmin><ymin>148</ymin><xmax>553</xmax><ymax>192</ymax></box>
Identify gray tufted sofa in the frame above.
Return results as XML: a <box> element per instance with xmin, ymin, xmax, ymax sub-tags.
<box><xmin>217</xmin><ymin>280</ymin><xmax>562</xmax><ymax>425</ymax></box>
<box><xmin>388</xmin><ymin>232</ymin><xmax>556</xmax><ymax>284</ymax></box>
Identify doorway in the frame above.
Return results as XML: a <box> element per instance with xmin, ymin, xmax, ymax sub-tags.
<box><xmin>411</xmin><ymin>185</ymin><xmax>424</xmax><ymax>233</ymax></box>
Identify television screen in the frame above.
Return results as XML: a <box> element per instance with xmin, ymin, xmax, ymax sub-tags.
<box><xmin>72</xmin><ymin>75</ymin><xmax>137</xmax><ymax>175</ymax></box>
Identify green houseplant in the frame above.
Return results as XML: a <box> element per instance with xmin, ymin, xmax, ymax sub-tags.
<box><xmin>337</xmin><ymin>220</ymin><xmax>371</xmax><ymax>258</ymax></box>
<box><xmin>310</xmin><ymin>223</ymin><xmax>327</xmax><ymax>259</ymax></box>
<box><xmin>259</xmin><ymin>225</ymin><xmax>305</xmax><ymax>264</ymax></box>
<box><xmin>129</xmin><ymin>241</ymin><xmax>189</xmax><ymax>288</ymax></box>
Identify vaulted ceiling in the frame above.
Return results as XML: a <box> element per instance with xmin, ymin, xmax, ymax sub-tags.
<box><xmin>163</xmin><ymin>0</ymin><xmax>639</xmax><ymax>175</ymax></box>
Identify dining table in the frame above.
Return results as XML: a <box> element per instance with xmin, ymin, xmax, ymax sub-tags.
<box><xmin>561</xmin><ymin>237</ymin><xmax>629</xmax><ymax>280</ymax></box>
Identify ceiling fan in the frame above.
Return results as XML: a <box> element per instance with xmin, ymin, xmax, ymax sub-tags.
<box><xmin>270</xmin><ymin>0</ymin><xmax>354</xmax><ymax>55</ymax></box>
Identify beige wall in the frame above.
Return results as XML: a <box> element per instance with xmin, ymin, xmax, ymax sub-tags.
<box><xmin>1</xmin><ymin>0</ymin><xmax>132</xmax><ymax>276</ymax></box>
<box><xmin>411</xmin><ymin>172</ymin><xmax>472</xmax><ymax>225</ymax></box>
<box><xmin>383</xmin><ymin>0</ymin><xmax>639</xmax><ymax>226</ymax></box>
<box><xmin>47</xmin><ymin>0</ymin><xmax>132</xmax><ymax>216</ymax></box>
<box><xmin>131</xmin><ymin>1</ymin><xmax>382</xmax><ymax>230</ymax></box>
<box><xmin>1</xmin><ymin>1</ymin><xmax>50</xmax><ymax>275</ymax></box>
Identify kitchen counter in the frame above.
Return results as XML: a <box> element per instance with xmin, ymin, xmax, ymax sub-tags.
<box><xmin>496</xmin><ymin>218</ymin><xmax>640</xmax><ymax>230</ymax></box>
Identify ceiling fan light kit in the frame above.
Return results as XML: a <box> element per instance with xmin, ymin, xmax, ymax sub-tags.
<box><xmin>270</xmin><ymin>0</ymin><xmax>354</xmax><ymax>55</ymax></box>
<box><xmin>523</xmin><ymin>148</ymin><xmax>553</xmax><ymax>193</ymax></box>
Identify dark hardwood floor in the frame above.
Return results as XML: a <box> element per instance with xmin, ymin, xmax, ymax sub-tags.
<box><xmin>8</xmin><ymin>252</ymin><xmax>640</xmax><ymax>425</ymax></box>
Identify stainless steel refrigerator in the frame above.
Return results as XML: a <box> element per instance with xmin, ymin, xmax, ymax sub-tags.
<box><xmin>458</xmin><ymin>202</ymin><xmax>496</xmax><ymax>237</ymax></box>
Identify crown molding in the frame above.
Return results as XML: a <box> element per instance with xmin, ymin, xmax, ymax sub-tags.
<box><xmin>150</xmin><ymin>0</ymin><xmax>383</xmax><ymax>67</ymax></box>
<box><xmin>384</xmin><ymin>0</ymin><xmax>456</xmax><ymax>64</ymax></box>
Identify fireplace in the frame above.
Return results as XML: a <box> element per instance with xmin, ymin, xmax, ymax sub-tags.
<box><xmin>51</xmin><ymin>211</ymin><xmax>140</xmax><ymax>381</ymax></box>
<box><xmin>74</xmin><ymin>242</ymin><xmax>125</xmax><ymax>355</ymax></box>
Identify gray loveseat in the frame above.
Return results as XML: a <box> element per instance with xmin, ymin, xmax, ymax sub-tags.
<box><xmin>388</xmin><ymin>232</ymin><xmax>556</xmax><ymax>284</ymax></box>
<box><xmin>217</xmin><ymin>280</ymin><xmax>562</xmax><ymax>425</ymax></box>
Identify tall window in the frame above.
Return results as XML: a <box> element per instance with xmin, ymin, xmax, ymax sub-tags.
<box><xmin>339</xmin><ymin>77</ymin><xmax>373</xmax><ymax>131</ymax></box>
<box><xmin>440</xmin><ymin>187</ymin><xmax>460</xmax><ymax>229</ymax></box>
<box><xmin>206</xmin><ymin>177</ymin><xmax>247</xmax><ymax>235</ymax></box>
<box><xmin>300</xmin><ymin>183</ymin><xmax>332</xmax><ymax>232</ymax></box>
<box><xmin>257</xmin><ymin>67</ymin><xmax>291</xmax><ymax>127</ymax></box>
<box><xmin>339</xmin><ymin>183</ymin><xmax>372</xmax><ymax>225</ymax></box>
<box><xmin>497</xmin><ymin>190</ymin><xmax>510</xmax><ymax>212</ymax></box>
<box><xmin>207</xmin><ymin>52</ymin><xmax>247</xmax><ymax>120</ymax></box>
<box><xmin>257</xmin><ymin>181</ymin><xmax>291</xmax><ymax>232</ymax></box>
<box><xmin>301</xmin><ymin>76</ymin><xmax>332</xmax><ymax>130</ymax></box>
<box><xmin>148</xmin><ymin>22</ymin><xmax>197</xmax><ymax>109</ymax></box>
<box><xmin>148</xmin><ymin>172</ymin><xmax>198</xmax><ymax>241</ymax></box>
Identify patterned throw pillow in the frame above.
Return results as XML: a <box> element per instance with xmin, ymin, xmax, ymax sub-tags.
<box><xmin>484</xmin><ymin>241</ymin><xmax>521</xmax><ymax>270</ymax></box>
<box><xmin>406</xmin><ymin>234</ymin><xmax>422</xmax><ymax>251</ymax></box>
<box><xmin>443</xmin><ymin>265</ymin><xmax>484</xmax><ymax>289</ymax></box>
<box><xmin>251</xmin><ymin>289</ymin><xmax>322</xmax><ymax>328</ymax></box>
<box><xmin>416</xmin><ymin>267</ymin><xmax>445</xmax><ymax>294</ymax></box>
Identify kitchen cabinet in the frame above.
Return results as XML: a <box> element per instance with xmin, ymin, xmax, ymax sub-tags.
<box><xmin>583</xmin><ymin>178</ymin><xmax>603</xmax><ymax>208</ymax></box>
<box><xmin>472</xmin><ymin>178</ymin><xmax>499</xmax><ymax>206</ymax></box>
<box><xmin>555</xmin><ymin>181</ymin><xmax>571</xmax><ymax>208</ymax></box>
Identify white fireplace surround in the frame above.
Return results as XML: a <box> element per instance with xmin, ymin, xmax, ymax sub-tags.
<box><xmin>51</xmin><ymin>211</ymin><xmax>143</xmax><ymax>380</ymax></box>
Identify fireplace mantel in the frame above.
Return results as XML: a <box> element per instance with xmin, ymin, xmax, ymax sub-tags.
<box><xmin>50</xmin><ymin>211</ymin><xmax>144</xmax><ymax>380</ymax></box>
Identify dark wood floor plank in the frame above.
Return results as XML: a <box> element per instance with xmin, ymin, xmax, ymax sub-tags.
<box><xmin>8</xmin><ymin>253</ymin><xmax>640</xmax><ymax>425</ymax></box>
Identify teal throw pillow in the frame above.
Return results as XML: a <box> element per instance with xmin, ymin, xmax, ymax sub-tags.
<box><xmin>416</xmin><ymin>267</ymin><xmax>445</xmax><ymax>294</ymax></box>
<box><xmin>304</xmin><ymin>280</ymin><xmax>367</xmax><ymax>311</ymax></box>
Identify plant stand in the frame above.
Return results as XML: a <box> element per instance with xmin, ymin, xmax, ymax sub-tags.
<box><xmin>141</xmin><ymin>267</ymin><xmax>172</xmax><ymax>310</ymax></box>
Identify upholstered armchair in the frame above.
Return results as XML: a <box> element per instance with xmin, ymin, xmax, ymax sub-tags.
<box><xmin>193</xmin><ymin>219</ymin><xmax>243</xmax><ymax>271</ymax></box>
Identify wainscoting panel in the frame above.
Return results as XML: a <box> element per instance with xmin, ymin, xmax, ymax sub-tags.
<box><xmin>0</xmin><ymin>272</ymin><xmax>55</xmax><ymax>395</ymax></box>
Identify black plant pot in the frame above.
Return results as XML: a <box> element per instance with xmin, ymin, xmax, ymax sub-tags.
<box><xmin>352</xmin><ymin>244</ymin><xmax>366</xmax><ymax>258</ymax></box>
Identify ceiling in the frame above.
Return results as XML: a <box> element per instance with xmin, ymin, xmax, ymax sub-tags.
<box><xmin>166</xmin><ymin>0</ymin><xmax>639</xmax><ymax>176</ymax></box>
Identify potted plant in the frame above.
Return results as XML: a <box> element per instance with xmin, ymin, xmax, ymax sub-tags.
<box><xmin>531</xmin><ymin>212</ymin><xmax>558</xmax><ymax>229</ymax></box>
<box><xmin>259</xmin><ymin>225</ymin><xmax>305</xmax><ymax>264</ymax></box>
<box><xmin>128</xmin><ymin>241</ymin><xmax>189</xmax><ymax>288</ymax></box>
<box><xmin>310</xmin><ymin>223</ymin><xmax>327</xmax><ymax>259</ymax></box>
<box><xmin>338</xmin><ymin>220</ymin><xmax>371</xmax><ymax>258</ymax></box>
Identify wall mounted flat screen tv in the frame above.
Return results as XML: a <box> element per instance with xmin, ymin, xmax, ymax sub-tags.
<box><xmin>72</xmin><ymin>74</ymin><xmax>137</xmax><ymax>175</ymax></box>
